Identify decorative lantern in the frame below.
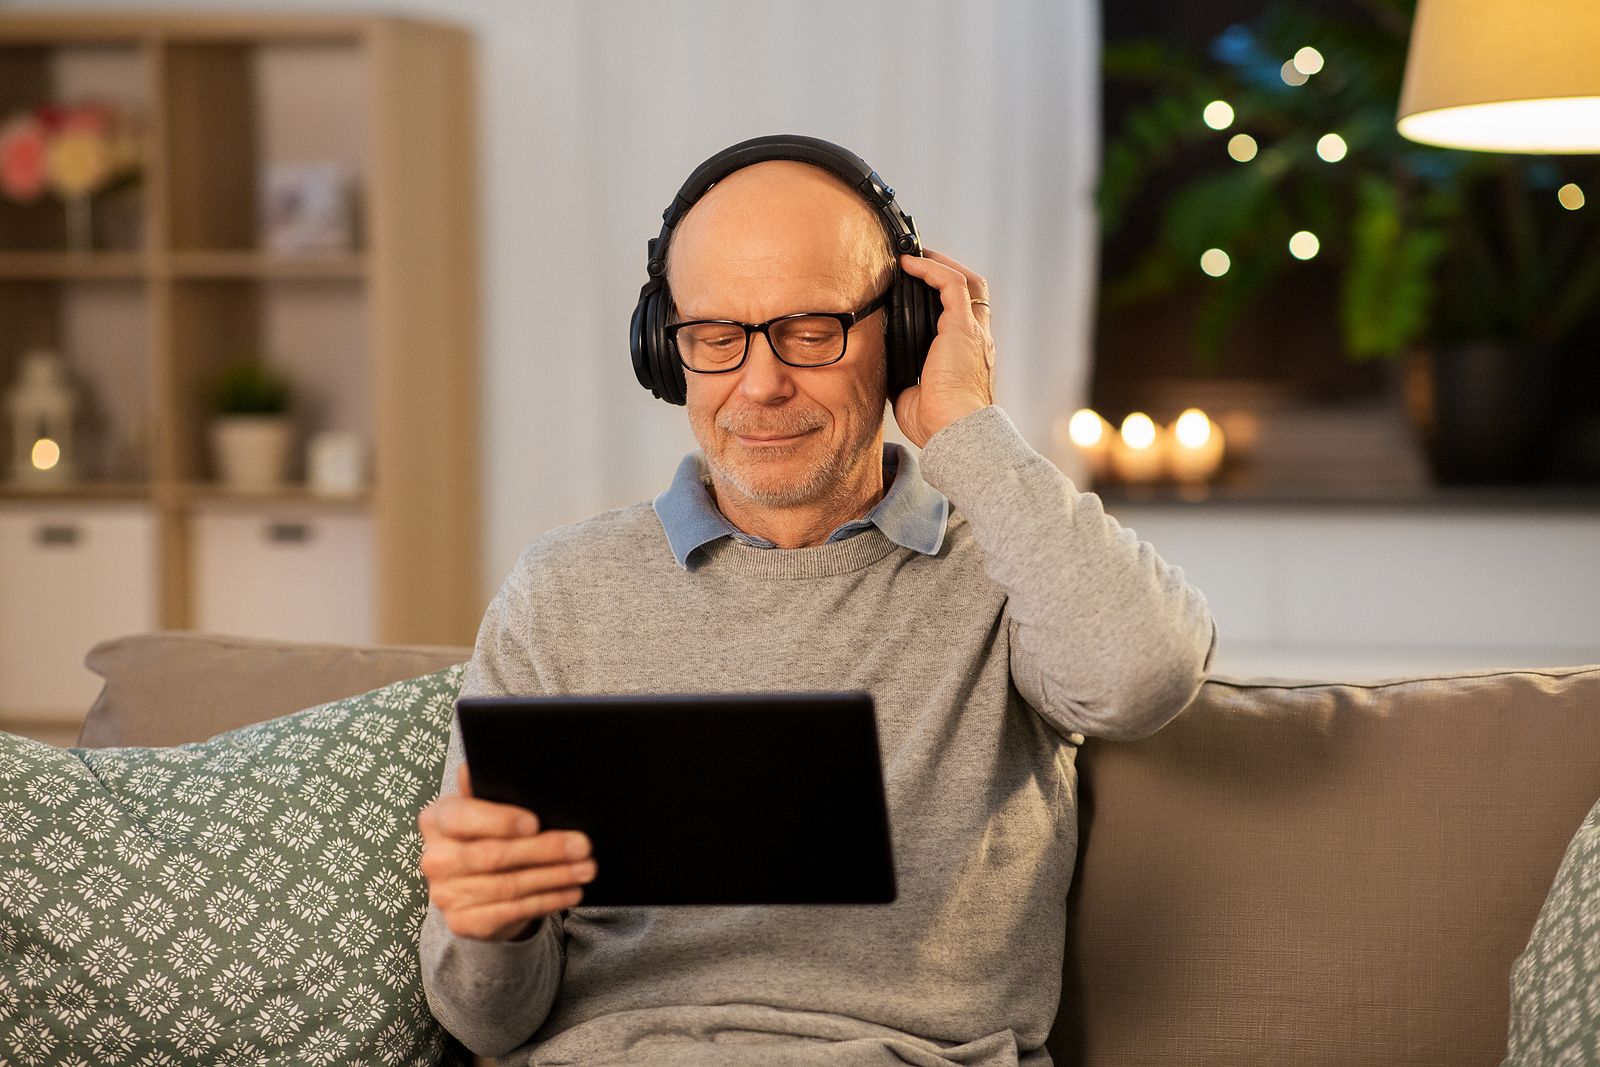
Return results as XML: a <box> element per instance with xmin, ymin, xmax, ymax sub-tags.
<box><xmin>6</xmin><ymin>349</ymin><xmax>77</xmax><ymax>486</ymax></box>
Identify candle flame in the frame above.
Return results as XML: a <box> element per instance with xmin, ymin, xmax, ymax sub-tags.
<box><xmin>1121</xmin><ymin>413</ymin><xmax>1157</xmax><ymax>450</ymax></box>
<box><xmin>1174</xmin><ymin>409</ymin><xmax>1212</xmax><ymax>449</ymax></box>
<box><xmin>1068</xmin><ymin>409</ymin><xmax>1105</xmax><ymax>447</ymax></box>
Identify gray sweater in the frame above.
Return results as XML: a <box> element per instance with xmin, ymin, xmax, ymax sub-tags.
<box><xmin>420</xmin><ymin>406</ymin><xmax>1217</xmax><ymax>1066</ymax></box>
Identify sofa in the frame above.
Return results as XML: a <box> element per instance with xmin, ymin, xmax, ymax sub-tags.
<box><xmin>6</xmin><ymin>631</ymin><xmax>1597</xmax><ymax>1065</ymax></box>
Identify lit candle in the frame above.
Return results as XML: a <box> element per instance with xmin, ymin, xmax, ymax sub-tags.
<box><xmin>1165</xmin><ymin>408</ymin><xmax>1226</xmax><ymax>482</ymax></box>
<box><xmin>1109</xmin><ymin>412</ymin><xmax>1166</xmax><ymax>483</ymax></box>
<box><xmin>1054</xmin><ymin>408</ymin><xmax>1114</xmax><ymax>482</ymax></box>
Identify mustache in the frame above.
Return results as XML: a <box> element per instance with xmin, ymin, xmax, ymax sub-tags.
<box><xmin>717</xmin><ymin>408</ymin><xmax>826</xmax><ymax>437</ymax></box>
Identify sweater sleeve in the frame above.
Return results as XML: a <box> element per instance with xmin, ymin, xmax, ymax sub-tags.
<box><xmin>917</xmin><ymin>405</ymin><xmax>1218</xmax><ymax>741</ymax></box>
<box><xmin>418</xmin><ymin>559</ymin><xmax>568</xmax><ymax>1056</ymax></box>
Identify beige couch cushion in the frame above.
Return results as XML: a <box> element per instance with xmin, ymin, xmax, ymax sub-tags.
<box><xmin>78</xmin><ymin>631</ymin><xmax>471</xmax><ymax>747</ymax></box>
<box><xmin>1051</xmin><ymin>664</ymin><xmax>1600</xmax><ymax>1067</ymax></box>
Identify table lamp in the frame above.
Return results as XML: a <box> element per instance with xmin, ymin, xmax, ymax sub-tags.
<box><xmin>1397</xmin><ymin>0</ymin><xmax>1600</xmax><ymax>153</ymax></box>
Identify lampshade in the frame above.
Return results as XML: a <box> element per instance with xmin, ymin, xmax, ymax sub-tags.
<box><xmin>1397</xmin><ymin>0</ymin><xmax>1600</xmax><ymax>153</ymax></box>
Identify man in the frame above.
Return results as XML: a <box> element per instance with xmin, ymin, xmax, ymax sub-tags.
<box><xmin>418</xmin><ymin>138</ymin><xmax>1218</xmax><ymax>1066</ymax></box>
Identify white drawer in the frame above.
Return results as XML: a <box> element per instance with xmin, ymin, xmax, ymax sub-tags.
<box><xmin>192</xmin><ymin>509</ymin><xmax>375</xmax><ymax>646</ymax></box>
<box><xmin>0</xmin><ymin>503</ymin><xmax>160</xmax><ymax>718</ymax></box>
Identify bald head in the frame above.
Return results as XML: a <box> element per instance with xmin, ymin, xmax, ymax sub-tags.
<box><xmin>665</xmin><ymin>160</ymin><xmax>895</xmax><ymax>320</ymax></box>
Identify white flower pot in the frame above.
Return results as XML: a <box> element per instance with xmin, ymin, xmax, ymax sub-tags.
<box><xmin>210</xmin><ymin>416</ymin><xmax>293</xmax><ymax>491</ymax></box>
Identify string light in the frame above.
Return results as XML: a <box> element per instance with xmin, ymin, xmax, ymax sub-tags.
<box><xmin>1203</xmin><ymin>100</ymin><xmax>1235</xmax><ymax>130</ymax></box>
<box><xmin>1227</xmin><ymin>133</ymin><xmax>1258</xmax><ymax>162</ymax></box>
<box><xmin>1292</xmin><ymin>46</ymin><xmax>1325</xmax><ymax>76</ymax></box>
<box><xmin>1558</xmin><ymin>183</ymin><xmax>1586</xmax><ymax>210</ymax></box>
<box><xmin>1200</xmin><ymin>248</ymin><xmax>1231</xmax><ymax>276</ymax></box>
<box><xmin>1289</xmin><ymin>231</ymin><xmax>1321</xmax><ymax>260</ymax></box>
<box><xmin>1316</xmin><ymin>133</ymin><xmax>1348</xmax><ymax>162</ymax></box>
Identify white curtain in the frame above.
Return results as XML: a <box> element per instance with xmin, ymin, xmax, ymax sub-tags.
<box><xmin>6</xmin><ymin>0</ymin><xmax>1103</xmax><ymax>596</ymax></box>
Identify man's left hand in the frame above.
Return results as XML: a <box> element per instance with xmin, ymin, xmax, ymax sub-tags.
<box><xmin>892</xmin><ymin>249</ymin><xmax>996</xmax><ymax>448</ymax></box>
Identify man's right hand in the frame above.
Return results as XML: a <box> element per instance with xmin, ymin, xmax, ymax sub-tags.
<box><xmin>418</xmin><ymin>763</ymin><xmax>596</xmax><ymax>941</ymax></box>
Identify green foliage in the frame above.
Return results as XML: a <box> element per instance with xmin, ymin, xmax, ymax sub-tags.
<box><xmin>211</xmin><ymin>358</ymin><xmax>291</xmax><ymax>415</ymax></box>
<box><xmin>1100</xmin><ymin>0</ymin><xmax>1600</xmax><ymax>365</ymax></box>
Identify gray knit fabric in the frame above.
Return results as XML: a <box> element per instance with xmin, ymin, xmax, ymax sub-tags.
<box><xmin>420</xmin><ymin>406</ymin><xmax>1218</xmax><ymax>1066</ymax></box>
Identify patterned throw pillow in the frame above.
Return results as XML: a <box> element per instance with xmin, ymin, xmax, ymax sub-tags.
<box><xmin>1502</xmin><ymin>797</ymin><xmax>1600</xmax><ymax>1066</ymax></box>
<box><xmin>0</xmin><ymin>663</ymin><xmax>464</xmax><ymax>1066</ymax></box>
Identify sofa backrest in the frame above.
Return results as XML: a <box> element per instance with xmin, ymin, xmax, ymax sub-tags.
<box><xmin>79</xmin><ymin>631</ymin><xmax>472</xmax><ymax>747</ymax></box>
<box><xmin>1051</xmin><ymin>664</ymin><xmax>1600</xmax><ymax>1067</ymax></box>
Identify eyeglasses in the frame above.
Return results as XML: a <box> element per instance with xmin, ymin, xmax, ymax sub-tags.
<box><xmin>667</xmin><ymin>290</ymin><xmax>889</xmax><ymax>373</ymax></box>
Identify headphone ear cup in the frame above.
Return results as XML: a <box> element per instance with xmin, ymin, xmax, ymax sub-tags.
<box><xmin>889</xmin><ymin>270</ymin><xmax>940</xmax><ymax>399</ymax></box>
<box><xmin>649</xmin><ymin>285</ymin><xmax>686</xmax><ymax>406</ymax></box>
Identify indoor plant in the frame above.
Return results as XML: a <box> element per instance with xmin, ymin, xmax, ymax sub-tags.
<box><xmin>209</xmin><ymin>357</ymin><xmax>294</xmax><ymax>491</ymax></box>
<box><xmin>1099</xmin><ymin>0</ymin><xmax>1600</xmax><ymax>482</ymax></box>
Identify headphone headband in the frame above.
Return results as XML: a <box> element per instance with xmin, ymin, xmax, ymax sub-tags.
<box><xmin>631</xmin><ymin>134</ymin><xmax>939</xmax><ymax>405</ymax></box>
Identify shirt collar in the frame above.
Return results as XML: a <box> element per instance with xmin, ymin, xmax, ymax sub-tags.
<box><xmin>653</xmin><ymin>442</ymin><xmax>949</xmax><ymax>569</ymax></box>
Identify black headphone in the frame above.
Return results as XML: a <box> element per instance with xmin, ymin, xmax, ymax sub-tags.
<box><xmin>629</xmin><ymin>134</ymin><xmax>941</xmax><ymax>406</ymax></box>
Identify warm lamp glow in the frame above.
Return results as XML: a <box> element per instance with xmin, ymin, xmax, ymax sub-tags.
<box><xmin>1068</xmin><ymin>408</ymin><xmax>1105</xmax><ymax>447</ymax></box>
<box><xmin>31</xmin><ymin>437</ymin><xmax>61</xmax><ymax>471</ymax></box>
<box><xmin>1227</xmin><ymin>133</ymin><xmax>1258</xmax><ymax>162</ymax></box>
<box><xmin>1397</xmin><ymin>0</ymin><xmax>1600</xmax><ymax>153</ymax></box>
<box><xmin>1202</xmin><ymin>100</ymin><xmax>1235</xmax><ymax>130</ymax></box>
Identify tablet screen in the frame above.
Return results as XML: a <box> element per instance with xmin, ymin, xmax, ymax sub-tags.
<box><xmin>454</xmin><ymin>691</ymin><xmax>896</xmax><ymax>906</ymax></box>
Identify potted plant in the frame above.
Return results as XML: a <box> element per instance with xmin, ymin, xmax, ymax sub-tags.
<box><xmin>209</xmin><ymin>358</ymin><xmax>293</xmax><ymax>491</ymax></box>
<box><xmin>1098</xmin><ymin>0</ymin><xmax>1600</xmax><ymax>483</ymax></box>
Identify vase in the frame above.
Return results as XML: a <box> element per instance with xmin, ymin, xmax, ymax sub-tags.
<box><xmin>1401</xmin><ymin>341</ymin><xmax>1560</xmax><ymax>485</ymax></box>
<box><xmin>210</xmin><ymin>415</ymin><xmax>293</xmax><ymax>491</ymax></box>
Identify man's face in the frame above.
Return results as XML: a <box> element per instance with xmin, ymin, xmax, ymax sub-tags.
<box><xmin>668</xmin><ymin>161</ymin><xmax>890</xmax><ymax>511</ymax></box>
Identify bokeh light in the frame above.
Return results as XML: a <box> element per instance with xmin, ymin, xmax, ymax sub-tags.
<box><xmin>1289</xmin><ymin>230</ymin><xmax>1321</xmax><ymax>260</ymax></box>
<box><xmin>31</xmin><ymin>437</ymin><xmax>61</xmax><ymax>471</ymax></box>
<box><xmin>1559</xmin><ymin>183</ymin><xmax>1586</xmax><ymax>210</ymax></box>
<box><xmin>1174</xmin><ymin>409</ymin><xmax>1214</xmax><ymax>449</ymax></box>
<box><xmin>1280</xmin><ymin>61</ymin><xmax>1309</xmax><ymax>87</ymax></box>
<box><xmin>1227</xmin><ymin>133</ymin><xmax>1258</xmax><ymax>162</ymax></box>
<box><xmin>1200</xmin><ymin>248</ymin><xmax>1231</xmax><ymax>277</ymax></box>
<box><xmin>1292</xmin><ymin>46</ymin><xmax>1325</xmax><ymax>76</ymax></box>
<box><xmin>1120</xmin><ymin>413</ymin><xmax>1158</xmax><ymax>451</ymax></box>
<box><xmin>1068</xmin><ymin>409</ymin><xmax>1105</xmax><ymax>447</ymax></box>
<box><xmin>1203</xmin><ymin>100</ymin><xmax>1235</xmax><ymax>130</ymax></box>
<box><xmin>1316</xmin><ymin>133</ymin><xmax>1348</xmax><ymax>162</ymax></box>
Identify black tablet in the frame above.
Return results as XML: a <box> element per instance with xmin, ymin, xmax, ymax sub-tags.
<box><xmin>454</xmin><ymin>691</ymin><xmax>897</xmax><ymax>906</ymax></box>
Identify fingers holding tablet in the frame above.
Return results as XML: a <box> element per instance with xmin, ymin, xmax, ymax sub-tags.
<box><xmin>418</xmin><ymin>764</ymin><xmax>596</xmax><ymax>941</ymax></box>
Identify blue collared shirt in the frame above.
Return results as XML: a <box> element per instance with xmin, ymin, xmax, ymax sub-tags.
<box><xmin>652</xmin><ymin>443</ymin><xmax>950</xmax><ymax>569</ymax></box>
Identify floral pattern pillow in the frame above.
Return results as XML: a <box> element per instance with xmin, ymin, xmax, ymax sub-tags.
<box><xmin>0</xmin><ymin>664</ymin><xmax>464</xmax><ymax>1066</ymax></box>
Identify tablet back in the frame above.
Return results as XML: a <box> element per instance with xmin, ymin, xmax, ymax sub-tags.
<box><xmin>454</xmin><ymin>691</ymin><xmax>896</xmax><ymax>906</ymax></box>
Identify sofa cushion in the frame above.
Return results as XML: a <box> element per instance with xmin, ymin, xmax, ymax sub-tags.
<box><xmin>1052</xmin><ymin>663</ymin><xmax>1600</xmax><ymax>1067</ymax></box>
<box><xmin>1503</xmin><ymin>796</ymin><xmax>1600</xmax><ymax>1065</ymax></box>
<box><xmin>0</xmin><ymin>662</ymin><xmax>464</xmax><ymax>1064</ymax></box>
<box><xmin>79</xmin><ymin>632</ymin><xmax>471</xmax><ymax>748</ymax></box>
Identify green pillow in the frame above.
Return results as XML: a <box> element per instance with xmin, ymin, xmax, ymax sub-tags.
<box><xmin>1502</xmin><ymin>797</ymin><xmax>1600</xmax><ymax>1066</ymax></box>
<box><xmin>0</xmin><ymin>663</ymin><xmax>464</xmax><ymax>1065</ymax></box>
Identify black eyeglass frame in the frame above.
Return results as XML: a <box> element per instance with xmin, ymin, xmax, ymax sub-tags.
<box><xmin>666</xmin><ymin>289</ymin><xmax>890</xmax><ymax>374</ymax></box>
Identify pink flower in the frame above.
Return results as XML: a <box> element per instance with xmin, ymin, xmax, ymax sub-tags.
<box><xmin>0</xmin><ymin>115</ymin><xmax>47</xmax><ymax>202</ymax></box>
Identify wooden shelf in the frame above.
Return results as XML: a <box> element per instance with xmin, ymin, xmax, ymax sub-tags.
<box><xmin>0</xmin><ymin>251</ymin><xmax>147</xmax><ymax>280</ymax></box>
<box><xmin>168</xmin><ymin>250</ymin><xmax>367</xmax><ymax>280</ymax></box>
<box><xmin>0</xmin><ymin>480</ymin><xmax>152</xmax><ymax>502</ymax></box>
<box><xmin>0</xmin><ymin>11</ymin><xmax>481</xmax><ymax>657</ymax></box>
<box><xmin>179</xmin><ymin>481</ymin><xmax>373</xmax><ymax>510</ymax></box>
